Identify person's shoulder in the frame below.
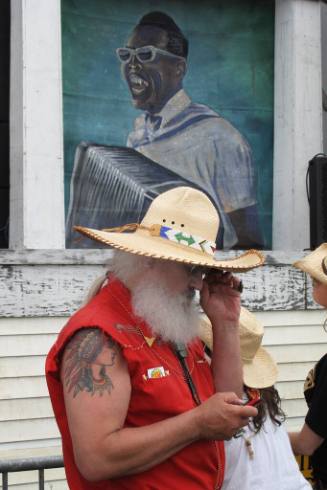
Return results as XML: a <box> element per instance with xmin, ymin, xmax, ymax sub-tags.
<box><xmin>316</xmin><ymin>353</ymin><xmax>327</xmax><ymax>375</ymax></box>
<box><xmin>187</xmin><ymin>101</ymin><xmax>250</xmax><ymax>146</ymax></box>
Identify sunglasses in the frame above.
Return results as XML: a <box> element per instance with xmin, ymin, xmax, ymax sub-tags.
<box><xmin>116</xmin><ymin>45</ymin><xmax>185</xmax><ymax>64</ymax></box>
<box><xmin>184</xmin><ymin>265</ymin><xmax>207</xmax><ymax>278</ymax></box>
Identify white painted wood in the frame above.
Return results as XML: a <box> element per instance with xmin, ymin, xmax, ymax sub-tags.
<box><xmin>0</xmin><ymin>317</ymin><xmax>64</xmax><ymax>336</ymax></box>
<box><xmin>0</xmin><ymin>356</ymin><xmax>46</xmax><ymax>378</ymax></box>
<box><xmin>277</xmin><ymin>362</ymin><xmax>315</xmax><ymax>382</ymax></box>
<box><xmin>276</xmin><ymin>380</ymin><xmax>305</xmax><ymax>399</ymax></box>
<box><xmin>0</xmin><ymin>418</ymin><xmax>59</xmax><ymax>444</ymax></box>
<box><xmin>0</xmin><ymin>376</ymin><xmax>48</xmax><ymax>400</ymax></box>
<box><xmin>0</xmin><ymin>438</ymin><xmax>62</xmax><ymax>452</ymax></box>
<box><xmin>0</xmin><ymin>334</ymin><xmax>57</xmax><ymax>357</ymax></box>
<box><xmin>282</xmin><ymin>398</ymin><xmax>308</xmax><ymax>418</ymax></box>
<box><xmin>0</xmin><ymin>398</ymin><xmax>54</xmax><ymax>422</ymax></box>
<box><xmin>268</xmin><ymin>343</ymin><xmax>326</xmax><ymax>363</ymax></box>
<box><xmin>0</xmin><ymin>249</ymin><xmax>311</xmax><ymax>265</ymax></box>
<box><xmin>2</xmin><ymin>468</ymin><xmax>66</xmax><ymax>487</ymax></box>
<box><xmin>0</xmin><ymin>263</ymin><xmax>313</xmax><ymax>316</ymax></box>
<box><xmin>273</xmin><ymin>0</ymin><xmax>323</xmax><ymax>249</ymax></box>
<box><xmin>255</xmin><ymin>309</ymin><xmax>326</xmax><ymax>327</ymax></box>
<box><xmin>284</xmin><ymin>416</ymin><xmax>308</xmax><ymax>431</ymax></box>
<box><xmin>9</xmin><ymin>0</ymin><xmax>65</xmax><ymax>249</ymax></box>
<box><xmin>5</xmin><ymin>478</ymin><xmax>67</xmax><ymax>490</ymax></box>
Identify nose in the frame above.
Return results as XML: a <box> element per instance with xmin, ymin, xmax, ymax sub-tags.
<box><xmin>127</xmin><ymin>54</ymin><xmax>141</xmax><ymax>70</ymax></box>
<box><xmin>189</xmin><ymin>272</ymin><xmax>204</xmax><ymax>291</ymax></box>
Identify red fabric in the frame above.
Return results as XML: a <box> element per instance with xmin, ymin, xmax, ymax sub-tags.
<box><xmin>46</xmin><ymin>277</ymin><xmax>225</xmax><ymax>489</ymax></box>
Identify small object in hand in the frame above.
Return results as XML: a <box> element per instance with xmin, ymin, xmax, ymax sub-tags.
<box><xmin>243</xmin><ymin>388</ymin><xmax>261</xmax><ymax>406</ymax></box>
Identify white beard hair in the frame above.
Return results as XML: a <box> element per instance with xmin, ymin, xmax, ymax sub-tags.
<box><xmin>131</xmin><ymin>277</ymin><xmax>200</xmax><ymax>345</ymax></box>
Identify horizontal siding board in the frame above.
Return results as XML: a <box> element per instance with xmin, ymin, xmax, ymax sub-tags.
<box><xmin>0</xmin><ymin>334</ymin><xmax>57</xmax><ymax>357</ymax></box>
<box><xmin>5</xmin><ymin>468</ymin><xmax>66</xmax><ymax>487</ymax></box>
<box><xmin>255</xmin><ymin>309</ymin><xmax>325</xmax><ymax>327</ymax></box>
<box><xmin>6</xmin><ymin>480</ymin><xmax>67</xmax><ymax>490</ymax></box>
<box><xmin>0</xmin><ymin>377</ymin><xmax>48</xmax><ymax>399</ymax></box>
<box><xmin>0</xmin><ymin>418</ymin><xmax>60</xmax><ymax>444</ymax></box>
<box><xmin>276</xmin><ymin>381</ymin><xmax>305</xmax><ymax>399</ymax></box>
<box><xmin>284</xmin><ymin>417</ymin><xmax>306</xmax><ymax>431</ymax></box>
<box><xmin>276</xmin><ymin>362</ymin><xmax>314</xmax><ymax>382</ymax></box>
<box><xmin>282</xmin><ymin>398</ymin><xmax>308</xmax><ymax>418</ymax></box>
<box><xmin>266</xmin><ymin>344</ymin><xmax>327</xmax><ymax>363</ymax></box>
<box><xmin>0</xmin><ymin>317</ymin><xmax>65</xmax><ymax>335</ymax></box>
<box><xmin>0</xmin><ymin>262</ymin><xmax>319</xmax><ymax>316</ymax></box>
<box><xmin>0</xmin><ymin>438</ymin><xmax>62</xmax><ymax>452</ymax></box>
<box><xmin>0</xmin><ymin>397</ymin><xmax>54</xmax><ymax>421</ymax></box>
<box><xmin>0</xmin><ymin>249</ymin><xmax>309</xmax><ymax>266</ymax></box>
<box><xmin>0</xmin><ymin>356</ymin><xmax>46</xmax><ymax>378</ymax></box>
<box><xmin>263</xmin><ymin>325</ymin><xmax>327</xmax><ymax>345</ymax></box>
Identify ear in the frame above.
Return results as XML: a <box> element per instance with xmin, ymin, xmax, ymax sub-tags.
<box><xmin>175</xmin><ymin>59</ymin><xmax>187</xmax><ymax>80</ymax></box>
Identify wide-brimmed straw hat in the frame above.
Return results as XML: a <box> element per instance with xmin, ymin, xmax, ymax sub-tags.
<box><xmin>74</xmin><ymin>186</ymin><xmax>264</xmax><ymax>272</ymax></box>
<box><xmin>293</xmin><ymin>243</ymin><xmax>327</xmax><ymax>285</ymax></box>
<box><xmin>199</xmin><ymin>307</ymin><xmax>278</xmax><ymax>388</ymax></box>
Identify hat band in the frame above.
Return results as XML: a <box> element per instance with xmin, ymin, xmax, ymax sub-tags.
<box><xmin>102</xmin><ymin>223</ymin><xmax>216</xmax><ymax>257</ymax></box>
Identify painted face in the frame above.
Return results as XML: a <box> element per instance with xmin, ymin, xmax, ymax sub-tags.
<box><xmin>312</xmin><ymin>278</ymin><xmax>327</xmax><ymax>308</ymax></box>
<box><xmin>121</xmin><ymin>25</ymin><xmax>184</xmax><ymax>113</ymax></box>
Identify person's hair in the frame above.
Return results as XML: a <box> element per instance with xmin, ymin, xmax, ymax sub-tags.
<box><xmin>136</xmin><ymin>11</ymin><xmax>188</xmax><ymax>59</ymax></box>
<box><xmin>82</xmin><ymin>250</ymin><xmax>150</xmax><ymax>305</ymax></box>
<box><xmin>246</xmin><ymin>385</ymin><xmax>286</xmax><ymax>433</ymax></box>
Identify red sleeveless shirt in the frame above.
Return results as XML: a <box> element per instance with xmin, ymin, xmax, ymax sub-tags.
<box><xmin>46</xmin><ymin>277</ymin><xmax>225</xmax><ymax>489</ymax></box>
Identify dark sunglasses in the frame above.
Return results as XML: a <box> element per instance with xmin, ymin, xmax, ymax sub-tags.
<box><xmin>184</xmin><ymin>265</ymin><xmax>207</xmax><ymax>278</ymax></box>
<box><xmin>116</xmin><ymin>45</ymin><xmax>185</xmax><ymax>64</ymax></box>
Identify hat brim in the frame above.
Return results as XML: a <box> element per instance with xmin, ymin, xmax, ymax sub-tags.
<box><xmin>199</xmin><ymin>313</ymin><xmax>278</xmax><ymax>389</ymax></box>
<box><xmin>243</xmin><ymin>347</ymin><xmax>278</xmax><ymax>389</ymax></box>
<box><xmin>74</xmin><ymin>226</ymin><xmax>264</xmax><ymax>272</ymax></box>
<box><xmin>293</xmin><ymin>243</ymin><xmax>327</xmax><ymax>285</ymax></box>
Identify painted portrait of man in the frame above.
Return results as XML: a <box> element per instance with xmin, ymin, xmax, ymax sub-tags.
<box><xmin>118</xmin><ymin>11</ymin><xmax>262</xmax><ymax>249</ymax></box>
<box><xmin>63</xmin><ymin>1</ymin><xmax>274</xmax><ymax>250</ymax></box>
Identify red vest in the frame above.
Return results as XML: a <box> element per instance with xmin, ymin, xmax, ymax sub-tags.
<box><xmin>46</xmin><ymin>277</ymin><xmax>225</xmax><ymax>489</ymax></box>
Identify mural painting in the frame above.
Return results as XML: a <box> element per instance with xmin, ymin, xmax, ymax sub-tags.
<box><xmin>63</xmin><ymin>0</ymin><xmax>274</xmax><ymax>249</ymax></box>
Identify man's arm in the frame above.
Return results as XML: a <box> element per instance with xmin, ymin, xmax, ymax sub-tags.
<box><xmin>62</xmin><ymin>327</ymin><xmax>256</xmax><ymax>482</ymax></box>
<box><xmin>289</xmin><ymin>424</ymin><xmax>324</xmax><ymax>456</ymax></box>
<box><xmin>200</xmin><ymin>271</ymin><xmax>243</xmax><ymax>398</ymax></box>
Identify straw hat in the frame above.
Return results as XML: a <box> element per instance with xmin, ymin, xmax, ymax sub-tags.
<box><xmin>199</xmin><ymin>307</ymin><xmax>278</xmax><ymax>388</ymax></box>
<box><xmin>74</xmin><ymin>186</ymin><xmax>264</xmax><ymax>272</ymax></box>
<box><xmin>293</xmin><ymin>243</ymin><xmax>327</xmax><ymax>285</ymax></box>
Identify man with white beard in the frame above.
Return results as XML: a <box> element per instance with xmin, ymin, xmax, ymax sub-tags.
<box><xmin>46</xmin><ymin>186</ymin><xmax>264</xmax><ymax>490</ymax></box>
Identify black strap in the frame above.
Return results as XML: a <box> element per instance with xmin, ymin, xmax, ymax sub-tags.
<box><xmin>174</xmin><ymin>343</ymin><xmax>201</xmax><ymax>406</ymax></box>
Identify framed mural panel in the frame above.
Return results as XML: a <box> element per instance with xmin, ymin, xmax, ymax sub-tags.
<box><xmin>62</xmin><ymin>0</ymin><xmax>274</xmax><ymax>249</ymax></box>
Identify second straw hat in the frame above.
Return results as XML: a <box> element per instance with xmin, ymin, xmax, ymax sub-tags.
<box><xmin>293</xmin><ymin>243</ymin><xmax>327</xmax><ymax>285</ymax></box>
<box><xmin>199</xmin><ymin>307</ymin><xmax>278</xmax><ymax>389</ymax></box>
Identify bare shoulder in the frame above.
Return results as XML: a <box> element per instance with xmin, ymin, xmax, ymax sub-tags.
<box><xmin>61</xmin><ymin>327</ymin><xmax>125</xmax><ymax>398</ymax></box>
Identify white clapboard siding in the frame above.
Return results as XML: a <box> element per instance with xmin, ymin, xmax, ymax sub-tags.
<box><xmin>0</xmin><ymin>397</ymin><xmax>54</xmax><ymax>421</ymax></box>
<box><xmin>0</xmin><ymin>310</ymin><xmax>326</xmax><ymax>485</ymax></box>
<box><xmin>5</xmin><ymin>468</ymin><xmax>67</xmax><ymax>488</ymax></box>
<box><xmin>257</xmin><ymin>309</ymin><xmax>327</xmax><ymax>430</ymax></box>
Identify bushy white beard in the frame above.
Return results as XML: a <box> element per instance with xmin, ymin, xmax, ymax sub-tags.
<box><xmin>131</xmin><ymin>277</ymin><xmax>200</xmax><ymax>345</ymax></box>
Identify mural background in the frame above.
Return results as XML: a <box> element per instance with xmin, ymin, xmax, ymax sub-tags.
<box><xmin>62</xmin><ymin>0</ymin><xmax>274</xmax><ymax>247</ymax></box>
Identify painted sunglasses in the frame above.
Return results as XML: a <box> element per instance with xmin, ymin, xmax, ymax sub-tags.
<box><xmin>116</xmin><ymin>45</ymin><xmax>185</xmax><ymax>64</ymax></box>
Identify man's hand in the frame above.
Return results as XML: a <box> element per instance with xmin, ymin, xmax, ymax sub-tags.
<box><xmin>200</xmin><ymin>270</ymin><xmax>241</xmax><ymax>324</ymax></box>
<box><xmin>194</xmin><ymin>391</ymin><xmax>257</xmax><ymax>440</ymax></box>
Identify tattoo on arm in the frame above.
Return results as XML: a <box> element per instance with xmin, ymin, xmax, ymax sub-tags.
<box><xmin>63</xmin><ymin>328</ymin><xmax>118</xmax><ymax>398</ymax></box>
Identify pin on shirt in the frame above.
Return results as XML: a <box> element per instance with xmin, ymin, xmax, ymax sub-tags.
<box><xmin>143</xmin><ymin>366</ymin><xmax>170</xmax><ymax>380</ymax></box>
